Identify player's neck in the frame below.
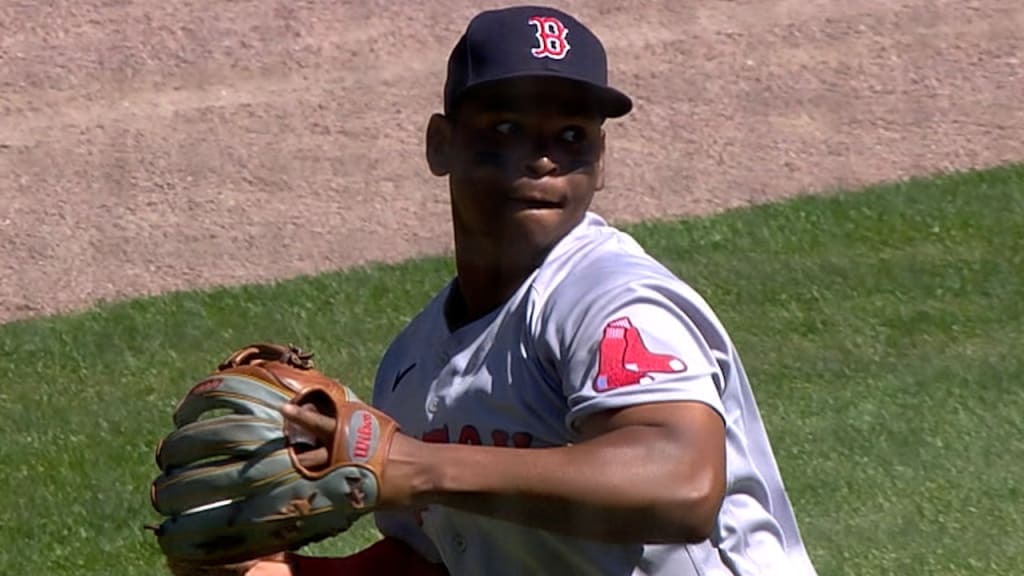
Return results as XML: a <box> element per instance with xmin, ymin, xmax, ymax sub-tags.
<box><xmin>448</xmin><ymin>244</ymin><xmax>542</xmax><ymax>331</ymax></box>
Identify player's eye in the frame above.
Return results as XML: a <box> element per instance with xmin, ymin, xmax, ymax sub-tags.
<box><xmin>560</xmin><ymin>126</ymin><xmax>587</xmax><ymax>144</ymax></box>
<box><xmin>494</xmin><ymin>121</ymin><xmax>522</xmax><ymax>136</ymax></box>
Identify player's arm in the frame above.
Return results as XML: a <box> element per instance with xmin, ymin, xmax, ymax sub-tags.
<box><xmin>285</xmin><ymin>398</ymin><xmax>725</xmax><ymax>544</ymax></box>
<box><xmin>393</xmin><ymin>399</ymin><xmax>725</xmax><ymax>543</ymax></box>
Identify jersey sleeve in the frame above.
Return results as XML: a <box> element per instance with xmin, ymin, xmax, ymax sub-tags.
<box><xmin>536</xmin><ymin>276</ymin><xmax>727</xmax><ymax>433</ymax></box>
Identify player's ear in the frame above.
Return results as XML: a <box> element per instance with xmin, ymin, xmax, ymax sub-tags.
<box><xmin>426</xmin><ymin>113</ymin><xmax>453</xmax><ymax>176</ymax></box>
<box><xmin>594</xmin><ymin>128</ymin><xmax>607</xmax><ymax>191</ymax></box>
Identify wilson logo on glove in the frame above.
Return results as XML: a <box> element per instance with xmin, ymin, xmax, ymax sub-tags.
<box><xmin>350</xmin><ymin>410</ymin><xmax>380</xmax><ymax>462</ymax></box>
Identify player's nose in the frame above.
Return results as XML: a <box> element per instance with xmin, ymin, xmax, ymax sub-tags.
<box><xmin>525</xmin><ymin>155</ymin><xmax>558</xmax><ymax>178</ymax></box>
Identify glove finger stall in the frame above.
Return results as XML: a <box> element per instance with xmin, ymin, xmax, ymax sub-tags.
<box><xmin>152</xmin><ymin>449</ymin><xmax>296</xmax><ymax>516</ymax></box>
<box><xmin>156</xmin><ymin>415</ymin><xmax>285</xmax><ymax>471</ymax></box>
<box><xmin>155</xmin><ymin>474</ymin><xmax>364</xmax><ymax>564</ymax></box>
<box><xmin>173</xmin><ymin>371</ymin><xmax>293</xmax><ymax>428</ymax></box>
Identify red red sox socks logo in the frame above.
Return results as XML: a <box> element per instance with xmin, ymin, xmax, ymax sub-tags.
<box><xmin>528</xmin><ymin>16</ymin><xmax>570</xmax><ymax>59</ymax></box>
<box><xmin>594</xmin><ymin>317</ymin><xmax>687</xmax><ymax>392</ymax></box>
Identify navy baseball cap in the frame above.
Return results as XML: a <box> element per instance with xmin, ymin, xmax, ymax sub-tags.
<box><xmin>444</xmin><ymin>5</ymin><xmax>633</xmax><ymax>118</ymax></box>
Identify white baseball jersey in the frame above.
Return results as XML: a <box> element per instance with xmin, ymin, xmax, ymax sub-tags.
<box><xmin>372</xmin><ymin>212</ymin><xmax>818</xmax><ymax>575</ymax></box>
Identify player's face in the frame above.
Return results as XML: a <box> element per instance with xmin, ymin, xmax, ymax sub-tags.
<box><xmin>429</xmin><ymin>78</ymin><xmax>606</xmax><ymax>260</ymax></box>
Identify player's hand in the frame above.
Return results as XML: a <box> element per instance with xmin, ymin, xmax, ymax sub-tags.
<box><xmin>281</xmin><ymin>403</ymin><xmax>427</xmax><ymax>510</ymax></box>
<box><xmin>166</xmin><ymin>553</ymin><xmax>292</xmax><ymax>576</ymax></box>
<box><xmin>282</xmin><ymin>402</ymin><xmax>334</xmax><ymax>470</ymax></box>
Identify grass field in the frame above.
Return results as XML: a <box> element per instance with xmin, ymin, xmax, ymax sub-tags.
<box><xmin>1</xmin><ymin>164</ymin><xmax>1021</xmax><ymax>575</ymax></box>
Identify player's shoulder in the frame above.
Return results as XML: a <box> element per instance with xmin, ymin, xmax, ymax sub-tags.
<box><xmin>532</xmin><ymin>212</ymin><xmax>692</xmax><ymax>302</ymax></box>
<box><xmin>527</xmin><ymin>212</ymin><xmax>722</xmax><ymax>335</ymax></box>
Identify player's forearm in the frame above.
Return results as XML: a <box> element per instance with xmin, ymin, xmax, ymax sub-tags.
<box><xmin>394</xmin><ymin>425</ymin><xmax>723</xmax><ymax>543</ymax></box>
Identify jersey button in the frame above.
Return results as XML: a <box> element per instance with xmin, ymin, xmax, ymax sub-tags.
<box><xmin>452</xmin><ymin>533</ymin><xmax>467</xmax><ymax>553</ymax></box>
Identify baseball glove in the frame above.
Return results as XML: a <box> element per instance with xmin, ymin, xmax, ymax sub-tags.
<box><xmin>148</xmin><ymin>343</ymin><xmax>400</xmax><ymax>566</ymax></box>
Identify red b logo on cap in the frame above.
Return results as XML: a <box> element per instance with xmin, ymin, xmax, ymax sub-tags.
<box><xmin>529</xmin><ymin>16</ymin><xmax>570</xmax><ymax>59</ymax></box>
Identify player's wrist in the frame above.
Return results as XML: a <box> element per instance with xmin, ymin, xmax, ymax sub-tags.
<box><xmin>381</xmin><ymin>433</ymin><xmax>439</xmax><ymax>508</ymax></box>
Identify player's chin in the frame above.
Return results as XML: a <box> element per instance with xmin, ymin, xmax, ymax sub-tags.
<box><xmin>503</xmin><ymin>206</ymin><xmax>579</xmax><ymax>250</ymax></box>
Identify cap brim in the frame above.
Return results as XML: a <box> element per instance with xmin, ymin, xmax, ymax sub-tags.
<box><xmin>587</xmin><ymin>83</ymin><xmax>633</xmax><ymax>118</ymax></box>
<box><xmin>452</xmin><ymin>73</ymin><xmax>633</xmax><ymax>119</ymax></box>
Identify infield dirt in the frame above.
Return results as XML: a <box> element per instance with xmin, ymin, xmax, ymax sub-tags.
<box><xmin>1</xmin><ymin>1</ymin><xmax>1021</xmax><ymax>323</ymax></box>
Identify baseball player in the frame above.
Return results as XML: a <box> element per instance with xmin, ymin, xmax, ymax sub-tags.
<box><xmin>179</xmin><ymin>5</ymin><xmax>818</xmax><ymax>575</ymax></box>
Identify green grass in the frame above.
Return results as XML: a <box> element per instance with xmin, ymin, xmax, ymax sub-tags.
<box><xmin>1</xmin><ymin>163</ymin><xmax>1021</xmax><ymax>575</ymax></box>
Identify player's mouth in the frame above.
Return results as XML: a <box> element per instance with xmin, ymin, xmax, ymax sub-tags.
<box><xmin>506</xmin><ymin>196</ymin><xmax>564</xmax><ymax>210</ymax></box>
